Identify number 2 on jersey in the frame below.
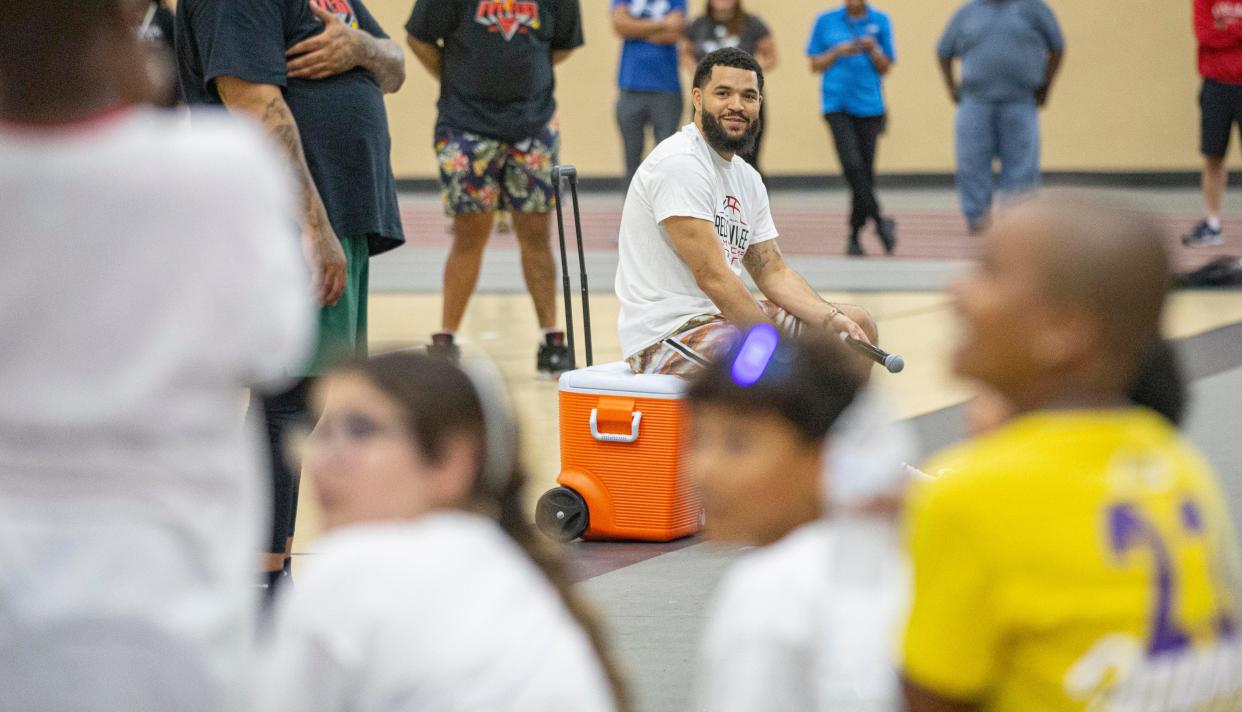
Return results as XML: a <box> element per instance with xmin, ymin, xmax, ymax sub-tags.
<box><xmin>1108</xmin><ymin>499</ymin><xmax>1235</xmax><ymax>656</ymax></box>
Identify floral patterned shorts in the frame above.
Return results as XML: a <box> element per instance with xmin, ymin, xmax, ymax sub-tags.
<box><xmin>434</xmin><ymin>124</ymin><xmax>559</xmax><ymax>216</ymax></box>
<box><xmin>626</xmin><ymin>302</ymin><xmax>803</xmax><ymax>377</ymax></box>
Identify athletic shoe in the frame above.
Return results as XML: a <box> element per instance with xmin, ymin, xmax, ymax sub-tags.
<box><xmin>846</xmin><ymin>227</ymin><xmax>865</xmax><ymax>257</ymax></box>
<box><xmin>878</xmin><ymin>217</ymin><xmax>897</xmax><ymax>255</ymax></box>
<box><xmin>537</xmin><ymin>332</ymin><xmax>574</xmax><ymax>377</ymax></box>
<box><xmin>1182</xmin><ymin>220</ymin><xmax>1224</xmax><ymax>247</ymax></box>
<box><xmin>426</xmin><ymin>332</ymin><xmax>460</xmax><ymax>363</ymax></box>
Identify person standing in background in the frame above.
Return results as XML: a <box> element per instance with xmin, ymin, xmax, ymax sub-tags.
<box><xmin>612</xmin><ymin>0</ymin><xmax>687</xmax><ymax>195</ymax></box>
<box><xmin>936</xmin><ymin>0</ymin><xmax>1063</xmax><ymax>235</ymax></box>
<box><xmin>405</xmin><ymin>0</ymin><xmax>583</xmax><ymax>376</ymax></box>
<box><xmin>808</xmin><ymin>0</ymin><xmax>896</xmax><ymax>257</ymax></box>
<box><xmin>682</xmin><ymin>0</ymin><xmax>776</xmax><ymax>177</ymax></box>
<box><xmin>176</xmin><ymin>0</ymin><xmax>407</xmax><ymax>594</ymax></box>
<box><xmin>1185</xmin><ymin>0</ymin><xmax>1242</xmax><ymax>247</ymax></box>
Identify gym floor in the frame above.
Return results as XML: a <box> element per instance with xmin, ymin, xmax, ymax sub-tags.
<box><xmin>295</xmin><ymin>186</ymin><xmax>1242</xmax><ymax>712</ymax></box>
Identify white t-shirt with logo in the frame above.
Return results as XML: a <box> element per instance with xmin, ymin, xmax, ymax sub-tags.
<box><xmin>254</xmin><ymin>512</ymin><xmax>617</xmax><ymax>712</ymax></box>
<box><xmin>615</xmin><ymin>123</ymin><xmax>778</xmax><ymax>358</ymax></box>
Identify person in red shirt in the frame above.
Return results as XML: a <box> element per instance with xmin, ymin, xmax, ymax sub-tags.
<box><xmin>1187</xmin><ymin>0</ymin><xmax>1242</xmax><ymax>246</ymax></box>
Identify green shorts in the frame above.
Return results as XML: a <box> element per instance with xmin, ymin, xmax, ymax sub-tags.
<box><xmin>306</xmin><ymin>235</ymin><xmax>369</xmax><ymax>375</ymax></box>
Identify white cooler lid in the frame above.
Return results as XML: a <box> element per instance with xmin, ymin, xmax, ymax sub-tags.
<box><xmin>558</xmin><ymin>361</ymin><xmax>687</xmax><ymax>398</ymax></box>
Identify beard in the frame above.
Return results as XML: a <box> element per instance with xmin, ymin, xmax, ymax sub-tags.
<box><xmin>700</xmin><ymin>107</ymin><xmax>761</xmax><ymax>155</ymax></box>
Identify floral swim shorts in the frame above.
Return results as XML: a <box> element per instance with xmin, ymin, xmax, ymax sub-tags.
<box><xmin>434</xmin><ymin>124</ymin><xmax>559</xmax><ymax>216</ymax></box>
<box><xmin>626</xmin><ymin>302</ymin><xmax>803</xmax><ymax>377</ymax></box>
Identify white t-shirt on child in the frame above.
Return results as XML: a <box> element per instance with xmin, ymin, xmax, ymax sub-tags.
<box><xmin>614</xmin><ymin>123</ymin><xmax>778</xmax><ymax>358</ymax></box>
<box><xmin>254</xmin><ymin>512</ymin><xmax>617</xmax><ymax>712</ymax></box>
<box><xmin>697</xmin><ymin>518</ymin><xmax>908</xmax><ymax>712</ymax></box>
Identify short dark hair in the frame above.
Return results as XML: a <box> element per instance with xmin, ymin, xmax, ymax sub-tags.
<box><xmin>693</xmin><ymin>47</ymin><xmax>764</xmax><ymax>93</ymax></box>
<box><xmin>1128</xmin><ymin>340</ymin><xmax>1186</xmax><ymax>426</ymax></box>
<box><xmin>1</xmin><ymin>1</ymin><xmax>117</xmax><ymax>62</ymax></box>
<box><xmin>1</xmin><ymin>0</ymin><xmax>128</xmax><ymax>98</ymax></box>
<box><xmin>686</xmin><ymin>328</ymin><xmax>861</xmax><ymax>443</ymax></box>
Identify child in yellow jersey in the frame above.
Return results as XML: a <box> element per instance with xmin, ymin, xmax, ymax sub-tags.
<box><xmin>901</xmin><ymin>194</ymin><xmax>1242</xmax><ymax>712</ymax></box>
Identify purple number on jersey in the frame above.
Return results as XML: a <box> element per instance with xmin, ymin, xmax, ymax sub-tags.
<box><xmin>1108</xmin><ymin>503</ymin><xmax>1191</xmax><ymax>655</ymax></box>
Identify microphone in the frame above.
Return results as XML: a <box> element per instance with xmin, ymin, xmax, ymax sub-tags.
<box><xmin>840</xmin><ymin>333</ymin><xmax>905</xmax><ymax>374</ymax></box>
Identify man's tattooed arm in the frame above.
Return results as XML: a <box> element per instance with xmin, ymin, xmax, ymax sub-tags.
<box><xmin>214</xmin><ymin>76</ymin><xmax>346</xmax><ymax>305</ymax></box>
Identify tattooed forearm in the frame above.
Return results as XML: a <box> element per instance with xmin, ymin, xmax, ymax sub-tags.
<box><xmin>258</xmin><ymin>96</ymin><xmax>325</xmax><ymax>231</ymax></box>
<box><xmin>356</xmin><ymin>36</ymin><xmax>406</xmax><ymax>93</ymax></box>
<box><xmin>743</xmin><ymin>240</ymin><xmax>779</xmax><ymax>277</ymax></box>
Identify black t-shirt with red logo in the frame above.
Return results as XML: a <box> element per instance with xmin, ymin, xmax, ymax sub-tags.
<box><xmin>175</xmin><ymin>0</ymin><xmax>403</xmax><ymax>256</ymax></box>
<box><xmin>406</xmin><ymin>0</ymin><xmax>584</xmax><ymax>143</ymax></box>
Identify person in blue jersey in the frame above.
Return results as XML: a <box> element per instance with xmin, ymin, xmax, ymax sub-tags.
<box><xmin>612</xmin><ymin>0</ymin><xmax>688</xmax><ymax>195</ymax></box>
<box><xmin>807</xmin><ymin>0</ymin><xmax>897</xmax><ymax>257</ymax></box>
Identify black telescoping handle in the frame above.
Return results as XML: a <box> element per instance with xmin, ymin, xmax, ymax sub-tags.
<box><xmin>551</xmin><ymin>165</ymin><xmax>577</xmax><ymax>370</ymax></box>
<box><xmin>568</xmin><ymin>176</ymin><xmax>593</xmax><ymax>366</ymax></box>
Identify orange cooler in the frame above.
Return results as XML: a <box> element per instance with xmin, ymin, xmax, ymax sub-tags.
<box><xmin>536</xmin><ymin>362</ymin><xmax>700</xmax><ymax>542</ymax></box>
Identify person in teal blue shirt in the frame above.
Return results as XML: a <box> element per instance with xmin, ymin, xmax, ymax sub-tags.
<box><xmin>807</xmin><ymin>0</ymin><xmax>896</xmax><ymax>256</ymax></box>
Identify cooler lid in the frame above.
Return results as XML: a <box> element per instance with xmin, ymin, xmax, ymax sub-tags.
<box><xmin>558</xmin><ymin>361</ymin><xmax>687</xmax><ymax>398</ymax></box>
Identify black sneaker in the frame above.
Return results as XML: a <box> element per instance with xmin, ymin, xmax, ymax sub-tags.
<box><xmin>877</xmin><ymin>217</ymin><xmax>897</xmax><ymax>255</ymax></box>
<box><xmin>1182</xmin><ymin>220</ymin><xmax>1223</xmax><ymax>247</ymax></box>
<box><xmin>846</xmin><ymin>226</ymin><xmax>865</xmax><ymax>256</ymax></box>
<box><xmin>426</xmin><ymin>332</ymin><xmax>460</xmax><ymax>363</ymax></box>
<box><xmin>259</xmin><ymin>569</ymin><xmax>292</xmax><ymax>604</ymax></box>
<box><xmin>537</xmin><ymin>332</ymin><xmax>574</xmax><ymax>378</ymax></box>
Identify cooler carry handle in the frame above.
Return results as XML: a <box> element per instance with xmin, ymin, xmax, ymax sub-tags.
<box><xmin>590</xmin><ymin>409</ymin><xmax>642</xmax><ymax>443</ymax></box>
<box><xmin>552</xmin><ymin>164</ymin><xmax>593</xmax><ymax>367</ymax></box>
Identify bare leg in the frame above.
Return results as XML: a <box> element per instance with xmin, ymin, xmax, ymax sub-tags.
<box><xmin>511</xmin><ymin>211</ymin><xmax>557</xmax><ymax>330</ymax></box>
<box><xmin>1204</xmin><ymin>155</ymin><xmax>1227</xmax><ymax>220</ymax></box>
<box><xmin>441</xmin><ymin>212</ymin><xmax>495</xmax><ymax>332</ymax></box>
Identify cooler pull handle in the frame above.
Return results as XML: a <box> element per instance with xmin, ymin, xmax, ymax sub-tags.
<box><xmin>590</xmin><ymin>409</ymin><xmax>642</xmax><ymax>443</ymax></box>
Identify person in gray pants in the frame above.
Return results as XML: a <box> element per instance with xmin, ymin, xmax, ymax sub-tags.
<box><xmin>612</xmin><ymin>0</ymin><xmax>687</xmax><ymax>193</ymax></box>
<box><xmin>937</xmin><ymin>0</ymin><xmax>1064</xmax><ymax>234</ymax></box>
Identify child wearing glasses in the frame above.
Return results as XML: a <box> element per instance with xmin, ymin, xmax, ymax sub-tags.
<box><xmin>253</xmin><ymin>352</ymin><xmax>625</xmax><ymax>712</ymax></box>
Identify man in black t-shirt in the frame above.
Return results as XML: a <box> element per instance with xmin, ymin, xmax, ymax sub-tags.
<box><xmin>176</xmin><ymin>0</ymin><xmax>406</xmax><ymax>594</ymax></box>
<box><xmin>406</xmin><ymin>0</ymin><xmax>583</xmax><ymax>376</ymax></box>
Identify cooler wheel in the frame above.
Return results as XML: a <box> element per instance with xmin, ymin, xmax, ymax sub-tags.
<box><xmin>535</xmin><ymin>486</ymin><xmax>589</xmax><ymax>542</ymax></box>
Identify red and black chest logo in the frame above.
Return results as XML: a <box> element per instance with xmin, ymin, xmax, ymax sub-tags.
<box><xmin>312</xmin><ymin>0</ymin><xmax>359</xmax><ymax>28</ymax></box>
<box><xmin>474</xmin><ymin>1</ymin><xmax>542</xmax><ymax>41</ymax></box>
<box><xmin>715</xmin><ymin>195</ymin><xmax>750</xmax><ymax>264</ymax></box>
